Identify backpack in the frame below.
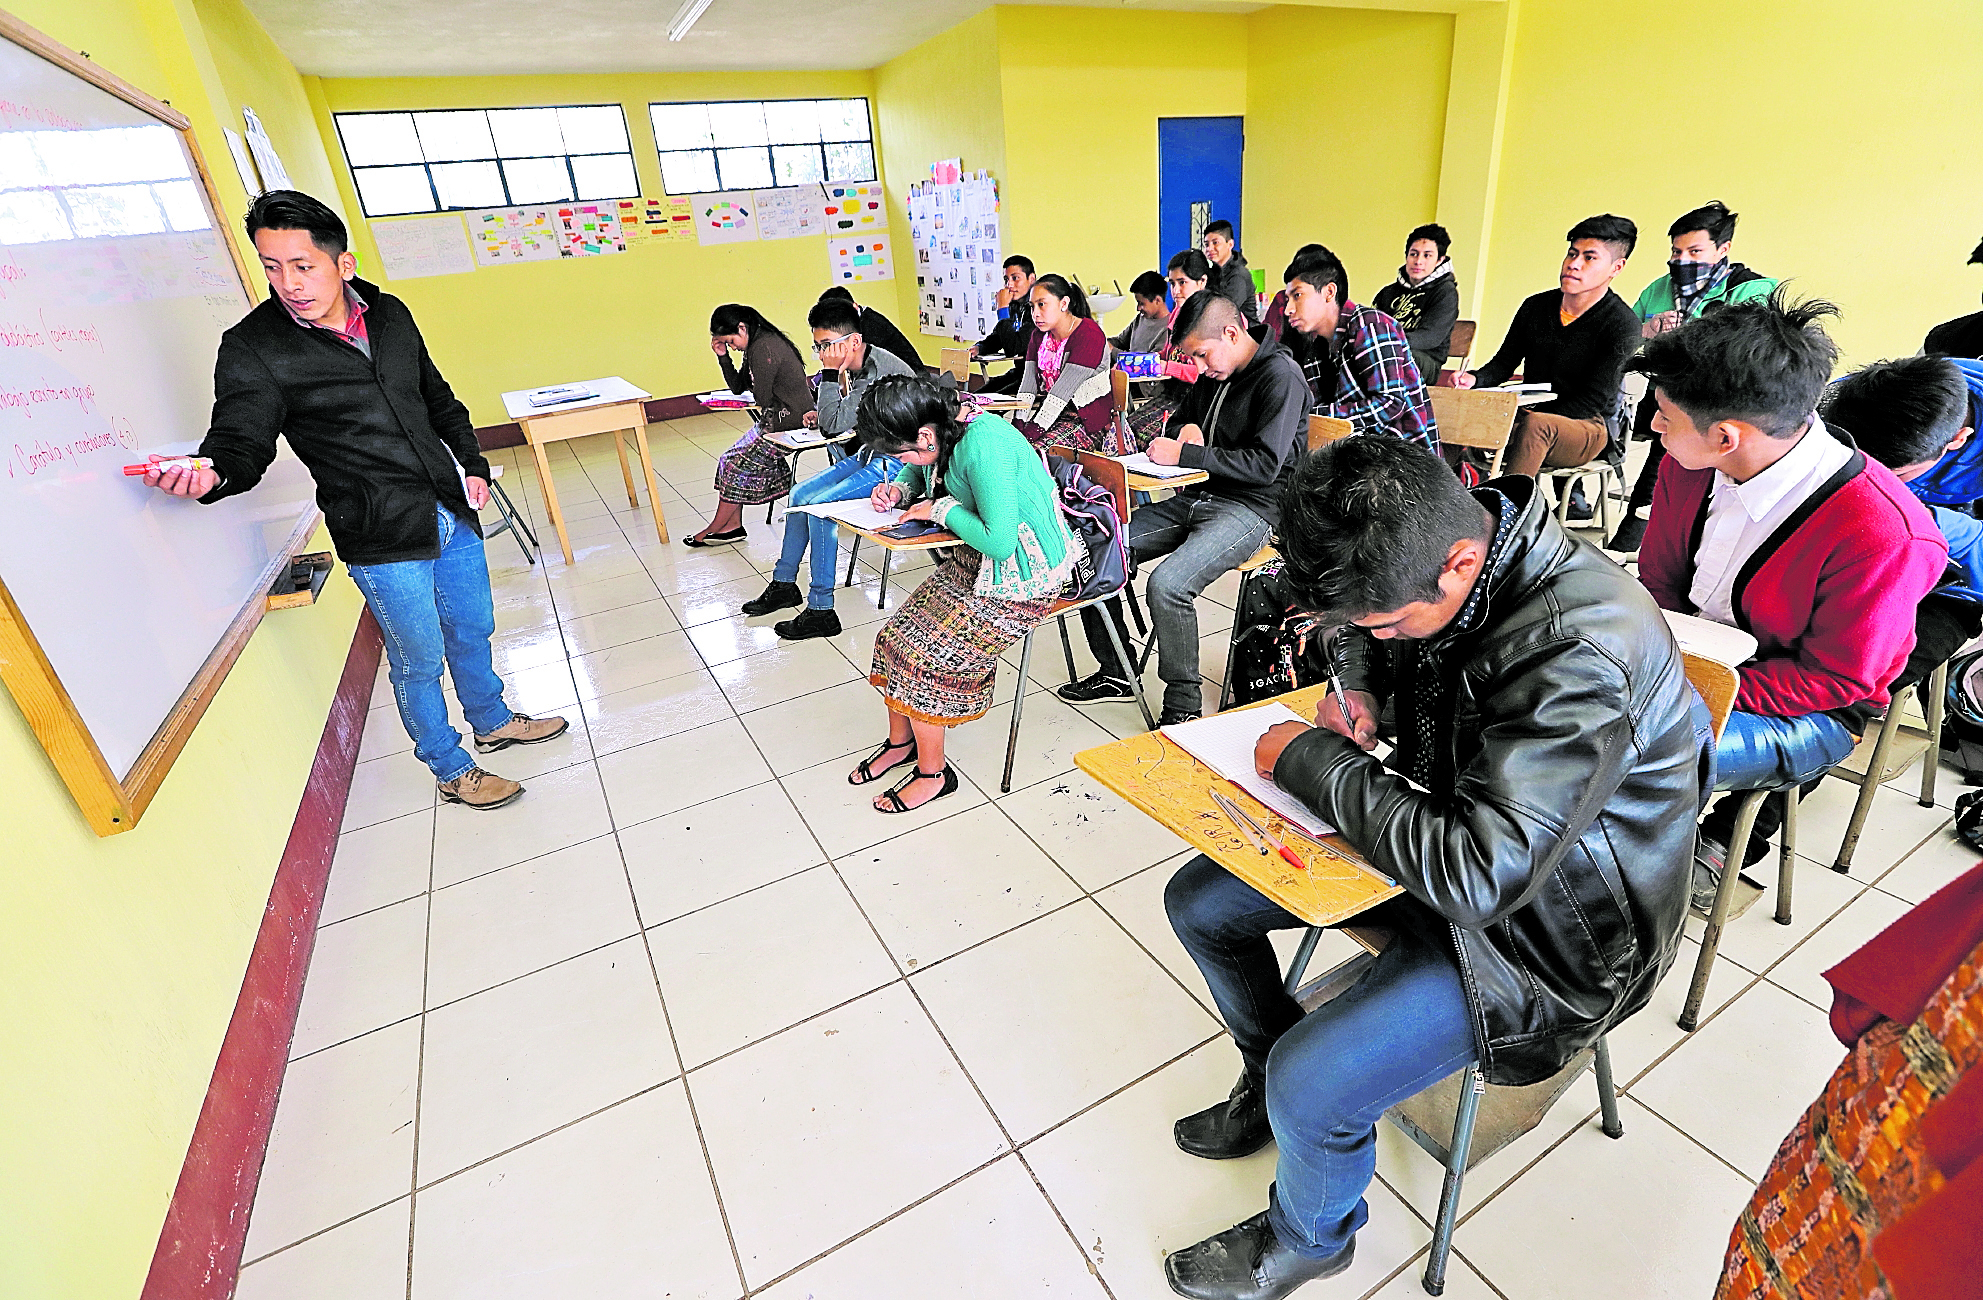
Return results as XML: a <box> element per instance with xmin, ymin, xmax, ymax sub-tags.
<box><xmin>1943</xmin><ymin>648</ymin><xmax>1983</xmax><ymax>785</ymax></box>
<box><xmin>1044</xmin><ymin>453</ymin><xmax>1131</xmax><ymax>605</ymax></box>
<box><xmin>1224</xmin><ymin>560</ymin><xmax>1332</xmax><ymax>707</ymax></box>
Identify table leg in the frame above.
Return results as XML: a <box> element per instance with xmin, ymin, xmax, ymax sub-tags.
<box><xmin>630</xmin><ymin>421</ymin><xmax>670</xmax><ymax>545</ymax></box>
<box><xmin>611</xmin><ymin>427</ymin><xmax>639</xmax><ymax>508</ymax></box>
<box><xmin>526</xmin><ymin>432</ymin><xmax>575</xmax><ymax>565</ymax></box>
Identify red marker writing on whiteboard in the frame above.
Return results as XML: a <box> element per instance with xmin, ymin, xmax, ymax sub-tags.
<box><xmin>124</xmin><ymin>455</ymin><xmax>213</xmax><ymax>477</ymax></box>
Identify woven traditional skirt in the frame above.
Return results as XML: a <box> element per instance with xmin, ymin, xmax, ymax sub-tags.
<box><xmin>870</xmin><ymin>551</ymin><xmax>1057</xmax><ymax>726</ymax></box>
<box><xmin>714</xmin><ymin>426</ymin><xmax>794</xmax><ymax>505</ymax></box>
<box><xmin>1124</xmin><ymin>393</ymin><xmax>1181</xmax><ymax>449</ymax></box>
<box><xmin>1017</xmin><ymin>407</ymin><xmax>1109</xmax><ymax>454</ymax></box>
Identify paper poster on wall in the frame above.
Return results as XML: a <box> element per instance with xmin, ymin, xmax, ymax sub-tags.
<box><xmin>828</xmin><ymin>233</ymin><xmax>892</xmax><ymax>284</ymax></box>
<box><xmin>753</xmin><ymin>186</ymin><xmax>827</xmax><ymax>240</ymax></box>
<box><xmin>555</xmin><ymin>204</ymin><xmax>626</xmax><ymax>256</ymax></box>
<box><xmin>370</xmin><ymin>214</ymin><xmax>476</xmax><ymax>280</ymax></box>
<box><xmin>240</xmin><ymin>106</ymin><xmax>291</xmax><ymax>190</ymax></box>
<box><xmin>616</xmin><ymin>196</ymin><xmax>695</xmax><ymax>247</ymax></box>
<box><xmin>907</xmin><ymin>165</ymin><xmax>1001</xmax><ymax>341</ymax></box>
<box><xmin>222</xmin><ymin>128</ymin><xmax>261</xmax><ymax>196</ymax></box>
<box><xmin>821</xmin><ymin>182</ymin><xmax>886</xmax><ymax>234</ymax></box>
<box><xmin>693</xmin><ymin>192</ymin><xmax>758</xmax><ymax>244</ymax></box>
<box><xmin>468</xmin><ymin>207</ymin><xmax>560</xmax><ymax>264</ymax></box>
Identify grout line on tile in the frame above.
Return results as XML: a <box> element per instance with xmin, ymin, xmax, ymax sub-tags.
<box><xmin>401</xmin><ymin>800</ymin><xmax>439</xmax><ymax>1300</ymax></box>
<box><xmin>235</xmin><ymin>1194</ymin><xmax>412</xmax><ymax>1271</ymax></box>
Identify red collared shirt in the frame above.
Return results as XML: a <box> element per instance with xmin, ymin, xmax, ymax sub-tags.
<box><xmin>281</xmin><ymin>282</ymin><xmax>371</xmax><ymax>356</ymax></box>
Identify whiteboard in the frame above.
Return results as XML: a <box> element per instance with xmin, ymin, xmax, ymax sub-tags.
<box><xmin>0</xmin><ymin>25</ymin><xmax>317</xmax><ymax>785</ymax></box>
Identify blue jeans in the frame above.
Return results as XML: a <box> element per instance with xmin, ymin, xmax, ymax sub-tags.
<box><xmin>1166</xmin><ymin>856</ymin><xmax>1477</xmax><ymax>1260</ymax></box>
<box><xmin>347</xmin><ymin>504</ymin><xmax>513</xmax><ymax>783</ymax></box>
<box><xmin>772</xmin><ymin>455</ymin><xmax>900</xmax><ymax>610</ymax></box>
<box><xmin>1701</xmin><ymin>710</ymin><xmax>1856</xmax><ymax>864</ymax></box>
<box><xmin>1082</xmin><ymin>492</ymin><xmax>1273</xmax><ymax>714</ymax></box>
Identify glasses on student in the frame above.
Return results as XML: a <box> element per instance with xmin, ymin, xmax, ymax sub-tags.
<box><xmin>811</xmin><ymin>333</ymin><xmax>855</xmax><ymax>354</ymax></box>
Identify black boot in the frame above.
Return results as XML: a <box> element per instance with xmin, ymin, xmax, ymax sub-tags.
<box><xmin>1164</xmin><ymin>1211</ymin><xmax>1355</xmax><ymax>1300</ymax></box>
<box><xmin>774</xmin><ymin>607</ymin><xmax>842</xmax><ymax>641</ymax></box>
<box><xmin>742</xmin><ymin>581</ymin><xmax>803</xmax><ymax>617</ymax></box>
<box><xmin>1607</xmin><ymin>512</ymin><xmax>1648</xmax><ymax>554</ymax></box>
<box><xmin>1564</xmin><ymin>479</ymin><xmax>1594</xmax><ymax>521</ymax></box>
<box><xmin>1174</xmin><ymin>1071</ymin><xmax>1272</xmax><ymax>1159</ymax></box>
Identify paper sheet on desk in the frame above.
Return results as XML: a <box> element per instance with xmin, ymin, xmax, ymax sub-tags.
<box><xmin>1162</xmin><ymin>705</ymin><xmax>1337</xmax><ymax>840</ymax></box>
<box><xmin>788</xmin><ymin>499</ymin><xmax>906</xmax><ymax>531</ymax></box>
<box><xmin>1118</xmin><ymin>452</ymin><xmax>1202</xmax><ymax>480</ymax></box>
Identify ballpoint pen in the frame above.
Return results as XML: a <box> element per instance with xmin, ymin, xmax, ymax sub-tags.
<box><xmin>1216</xmin><ymin>789</ymin><xmax>1308</xmax><ymax>874</ymax></box>
<box><xmin>1209</xmin><ymin>788</ymin><xmax>1267</xmax><ymax>856</ymax></box>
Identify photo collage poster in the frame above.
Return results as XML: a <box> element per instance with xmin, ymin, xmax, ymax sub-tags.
<box><xmin>907</xmin><ymin>161</ymin><xmax>1002</xmax><ymax>342</ymax></box>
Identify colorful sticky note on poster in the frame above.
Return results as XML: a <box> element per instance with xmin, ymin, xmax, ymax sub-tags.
<box><xmin>822</xmin><ymin>182</ymin><xmax>886</xmax><ymax>234</ymax></box>
<box><xmin>554</xmin><ymin>204</ymin><xmax>626</xmax><ymax>257</ymax></box>
<box><xmin>468</xmin><ymin>206</ymin><xmax>560</xmax><ymax>265</ymax></box>
<box><xmin>828</xmin><ymin>234</ymin><xmax>892</xmax><ymax>284</ymax></box>
<box><xmin>693</xmin><ymin>192</ymin><xmax>759</xmax><ymax>244</ymax></box>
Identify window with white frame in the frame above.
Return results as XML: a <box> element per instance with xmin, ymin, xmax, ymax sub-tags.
<box><xmin>647</xmin><ymin>98</ymin><xmax>874</xmax><ymax>195</ymax></box>
<box><xmin>332</xmin><ymin>105</ymin><xmax>639</xmax><ymax>217</ymax></box>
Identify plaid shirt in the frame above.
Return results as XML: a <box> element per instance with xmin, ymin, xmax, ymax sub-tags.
<box><xmin>280</xmin><ymin>282</ymin><xmax>371</xmax><ymax>355</ymax></box>
<box><xmin>1304</xmin><ymin>301</ymin><xmax>1439</xmax><ymax>452</ymax></box>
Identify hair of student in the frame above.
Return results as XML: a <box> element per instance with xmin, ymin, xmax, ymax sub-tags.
<box><xmin>1969</xmin><ymin>238</ymin><xmax>1983</xmax><ymax>266</ymax></box>
<box><xmin>1669</xmin><ymin>201</ymin><xmax>1737</xmax><ymax>245</ymax></box>
<box><xmin>1003</xmin><ymin>254</ymin><xmax>1036</xmax><ymax>276</ymax></box>
<box><xmin>1407</xmin><ymin>223</ymin><xmax>1451</xmax><ymax>257</ymax></box>
<box><xmin>854</xmin><ymin>375</ymin><xmax>970</xmax><ymax>480</ymax></box>
<box><xmin>709</xmin><ymin>303</ymin><xmax>795</xmax><ymax>351</ymax></box>
<box><xmin>1204</xmin><ymin>219</ymin><xmax>1235</xmax><ymax>240</ymax></box>
<box><xmin>1172</xmin><ymin>287</ymin><xmax>1241</xmax><ymax>344</ymax></box>
<box><xmin>1629</xmin><ymin>287</ymin><xmax>1842</xmax><ymax>439</ymax></box>
<box><xmin>1031</xmin><ymin>273</ymin><xmax>1092</xmax><ymax>319</ymax></box>
<box><xmin>1166</xmin><ymin>248</ymin><xmax>1211</xmax><ymax>281</ymax></box>
<box><xmin>1130</xmin><ymin>269</ymin><xmax>1168</xmax><ymax>300</ymax></box>
<box><xmin>244</xmin><ymin>189</ymin><xmax>348</xmax><ymax>256</ymax></box>
<box><xmin>1277</xmin><ymin>437</ymin><xmax>1495</xmax><ymax>621</ymax></box>
<box><xmin>1565</xmin><ymin>213</ymin><xmax>1638</xmax><ymax>260</ymax></box>
<box><xmin>817</xmin><ymin>286</ymin><xmax>856</xmax><ymax>304</ymax></box>
<box><xmin>805</xmin><ymin>296</ymin><xmax>863</xmax><ymax>336</ymax></box>
<box><xmin>1283</xmin><ymin>244</ymin><xmax>1350</xmax><ymax>302</ymax></box>
<box><xmin>1820</xmin><ymin>356</ymin><xmax>1972</xmax><ymax>469</ymax></box>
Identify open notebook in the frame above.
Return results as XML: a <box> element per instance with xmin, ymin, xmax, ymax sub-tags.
<box><xmin>1117</xmin><ymin>452</ymin><xmax>1202</xmax><ymax>480</ymax></box>
<box><xmin>787</xmin><ymin>499</ymin><xmax>905</xmax><ymax>531</ymax></box>
<box><xmin>1161</xmin><ymin>705</ymin><xmax>1337</xmax><ymax>840</ymax></box>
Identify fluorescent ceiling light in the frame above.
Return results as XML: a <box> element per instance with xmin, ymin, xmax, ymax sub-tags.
<box><xmin>667</xmin><ymin>0</ymin><xmax>716</xmax><ymax>41</ymax></box>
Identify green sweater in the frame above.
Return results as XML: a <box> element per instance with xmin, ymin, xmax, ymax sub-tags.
<box><xmin>1631</xmin><ymin>264</ymin><xmax>1777</xmax><ymax>321</ymax></box>
<box><xmin>896</xmin><ymin>413</ymin><xmax>1067</xmax><ymax>578</ymax></box>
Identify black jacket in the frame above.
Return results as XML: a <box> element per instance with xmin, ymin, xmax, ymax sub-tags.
<box><xmin>1372</xmin><ymin>265</ymin><xmax>1461</xmax><ymax>379</ymax></box>
<box><xmin>1210</xmin><ymin>251</ymin><xmax>1261</xmax><ymax>326</ymax></box>
<box><xmin>197</xmin><ymin>279</ymin><xmax>489</xmax><ymax>567</ymax></box>
<box><xmin>1173</xmin><ymin>326</ymin><xmax>1308</xmax><ymax>529</ymax></box>
<box><xmin>975</xmin><ymin>312</ymin><xmax>1036</xmax><ymax>395</ymax></box>
<box><xmin>858</xmin><ymin>306</ymin><xmax>922</xmax><ymax>369</ymax></box>
<box><xmin>1472</xmin><ymin>289</ymin><xmax>1640</xmax><ymax>423</ymax></box>
<box><xmin>1274</xmin><ymin>479</ymin><xmax>1700</xmax><ymax>1086</ymax></box>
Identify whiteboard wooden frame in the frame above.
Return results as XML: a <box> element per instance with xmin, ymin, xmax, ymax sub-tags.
<box><xmin>0</xmin><ymin>11</ymin><xmax>316</xmax><ymax>836</ymax></box>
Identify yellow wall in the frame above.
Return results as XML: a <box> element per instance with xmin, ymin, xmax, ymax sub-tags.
<box><xmin>314</xmin><ymin>68</ymin><xmax>881</xmax><ymax>426</ymax></box>
<box><xmin>1245</xmin><ymin>5</ymin><xmax>1452</xmax><ymax>309</ymax></box>
<box><xmin>0</xmin><ymin>4</ymin><xmax>363</xmax><ymax>1298</ymax></box>
<box><xmin>1477</xmin><ymin>0</ymin><xmax>1983</xmax><ymax>366</ymax></box>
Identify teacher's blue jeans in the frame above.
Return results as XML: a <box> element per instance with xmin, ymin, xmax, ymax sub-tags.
<box><xmin>772</xmin><ymin>455</ymin><xmax>900</xmax><ymax>610</ymax></box>
<box><xmin>1701</xmin><ymin>710</ymin><xmax>1857</xmax><ymax>865</ymax></box>
<box><xmin>1166</xmin><ymin>855</ymin><xmax>1477</xmax><ymax>1260</ymax></box>
<box><xmin>347</xmin><ymin>504</ymin><xmax>513</xmax><ymax>784</ymax></box>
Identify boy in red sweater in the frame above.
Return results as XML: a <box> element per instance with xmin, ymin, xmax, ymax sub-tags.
<box><xmin>1636</xmin><ymin>294</ymin><xmax>1948</xmax><ymax>906</ymax></box>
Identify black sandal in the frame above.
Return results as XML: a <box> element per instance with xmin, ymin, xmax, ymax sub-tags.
<box><xmin>874</xmin><ymin>764</ymin><xmax>959</xmax><ymax>814</ymax></box>
<box><xmin>848</xmin><ymin>737</ymin><xmax>917</xmax><ymax>785</ymax></box>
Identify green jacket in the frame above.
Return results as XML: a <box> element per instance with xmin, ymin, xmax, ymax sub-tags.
<box><xmin>1631</xmin><ymin>263</ymin><xmax>1776</xmax><ymax>321</ymax></box>
<box><xmin>896</xmin><ymin>413</ymin><xmax>1067</xmax><ymax>578</ymax></box>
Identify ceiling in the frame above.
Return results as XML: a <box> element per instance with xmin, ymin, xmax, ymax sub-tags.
<box><xmin>241</xmin><ymin>0</ymin><xmax>1282</xmax><ymax>78</ymax></box>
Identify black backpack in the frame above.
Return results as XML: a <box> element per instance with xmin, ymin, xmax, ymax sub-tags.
<box><xmin>1224</xmin><ymin>560</ymin><xmax>1331</xmax><ymax>707</ymax></box>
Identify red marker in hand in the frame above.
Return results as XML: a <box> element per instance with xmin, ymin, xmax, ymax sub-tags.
<box><xmin>125</xmin><ymin>455</ymin><xmax>213</xmax><ymax>477</ymax></box>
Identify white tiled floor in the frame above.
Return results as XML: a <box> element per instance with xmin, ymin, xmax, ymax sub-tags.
<box><xmin>243</xmin><ymin>419</ymin><xmax>1980</xmax><ymax>1299</ymax></box>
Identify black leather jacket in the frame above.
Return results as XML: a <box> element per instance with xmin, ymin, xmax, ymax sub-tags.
<box><xmin>1274</xmin><ymin>479</ymin><xmax>1700</xmax><ymax>1086</ymax></box>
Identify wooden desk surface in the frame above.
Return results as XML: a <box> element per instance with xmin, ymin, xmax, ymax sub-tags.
<box><xmin>1074</xmin><ymin>684</ymin><xmax>1402</xmax><ymax>926</ymax></box>
<box><xmin>763</xmin><ymin>428</ymin><xmax>855</xmax><ymax>453</ymax></box>
<box><xmin>840</xmin><ymin>520</ymin><xmax>960</xmax><ymax>553</ymax></box>
<box><xmin>501</xmin><ymin>375</ymin><xmax>649</xmax><ymax>422</ymax></box>
<box><xmin>1127</xmin><ymin>467</ymin><xmax>1209</xmax><ymax>493</ymax></box>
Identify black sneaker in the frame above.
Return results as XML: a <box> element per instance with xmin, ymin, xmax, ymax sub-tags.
<box><xmin>1608</xmin><ymin>512</ymin><xmax>1648</xmax><ymax>554</ymax></box>
<box><xmin>1690</xmin><ymin>837</ymin><xmax>1728</xmax><ymax>915</ymax></box>
<box><xmin>1159</xmin><ymin>708</ymin><xmax>1202</xmax><ymax>727</ymax></box>
<box><xmin>775</xmin><ymin>607</ymin><xmax>841</xmax><ymax>641</ymax></box>
<box><xmin>742</xmin><ymin>580</ymin><xmax>803</xmax><ymax>617</ymax></box>
<box><xmin>1057</xmin><ymin>671</ymin><xmax>1135</xmax><ymax>704</ymax></box>
<box><xmin>1564</xmin><ymin>480</ymin><xmax>1595</xmax><ymax>521</ymax></box>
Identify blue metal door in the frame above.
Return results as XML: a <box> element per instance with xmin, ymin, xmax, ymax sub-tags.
<box><xmin>1158</xmin><ymin>116</ymin><xmax>1244</xmax><ymax>277</ymax></box>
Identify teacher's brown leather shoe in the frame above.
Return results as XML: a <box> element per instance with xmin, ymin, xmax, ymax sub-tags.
<box><xmin>474</xmin><ymin>713</ymin><xmax>569</xmax><ymax>753</ymax></box>
<box><xmin>438</xmin><ymin>767</ymin><xmax>523</xmax><ymax>810</ymax></box>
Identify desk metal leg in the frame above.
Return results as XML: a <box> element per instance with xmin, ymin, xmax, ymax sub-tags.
<box><xmin>1282</xmin><ymin>927</ymin><xmax>1324</xmax><ymax>995</ymax></box>
<box><xmin>629</xmin><ymin>422</ymin><xmax>669</xmax><ymax>544</ymax></box>
<box><xmin>877</xmin><ymin>550</ymin><xmax>893</xmax><ymax>609</ymax></box>
<box><xmin>1002</xmin><ymin>633</ymin><xmax>1037</xmax><ymax>793</ymax></box>
<box><xmin>611</xmin><ymin>427</ymin><xmax>639</xmax><ymax>508</ymax></box>
<box><xmin>844</xmin><ymin>535</ymin><xmax>862</xmax><ymax>587</ymax></box>
<box><xmin>491</xmin><ymin>479</ymin><xmax>540</xmax><ymax>551</ymax></box>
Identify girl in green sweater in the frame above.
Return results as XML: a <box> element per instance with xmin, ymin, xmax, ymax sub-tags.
<box><xmin>848</xmin><ymin>376</ymin><xmax>1074</xmax><ymax>813</ymax></box>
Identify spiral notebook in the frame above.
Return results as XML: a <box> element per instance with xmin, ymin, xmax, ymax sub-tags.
<box><xmin>1161</xmin><ymin>705</ymin><xmax>1337</xmax><ymax>841</ymax></box>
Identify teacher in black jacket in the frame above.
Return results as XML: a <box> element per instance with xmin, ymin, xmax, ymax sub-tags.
<box><xmin>1159</xmin><ymin>438</ymin><xmax>1701</xmax><ymax>1300</ymax></box>
<box><xmin>143</xmin><ymin>191</ymin><xmax>566</xmax><ymax>811</ymax></box>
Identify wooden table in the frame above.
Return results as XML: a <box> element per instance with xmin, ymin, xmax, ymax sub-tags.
<box><xmin>501</xmin><ymin>377</ymin><xmax>666</xmax><ymax>564</ymax></box>
<box><xmin>1126</xmin><ymin>466</ymin><xmax>1209</xmax><ymax>494</ymax></box>
<box><xmin>1074</xmin><ymin>684</ymin><xmax>1401</xmax><ymax>926</ymax></box>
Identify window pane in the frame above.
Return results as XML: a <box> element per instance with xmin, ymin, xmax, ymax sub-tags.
<box><xmin>352</xmin><ymin>165</ymin><xmax>436</xmax><ymax>215</ymax></box>
<box><xmin>338</xmin><ymin>113</ymin><xmax>423</xmax><ymax>166</ymax></box>
<box><xmin>66</xmin><ymin>184</ymin><xmax>167</xmax><ymax>238</ymax></box>
<box><xmin>487</xmin><ymin>107</ymin><xmax>563</xmax><ymax>157</ymax></box>
<box><xmin>558</xmin><ymin>105</ymin><xmax>628</xmax><ymax>154</ymax></box>
<box><xmin>430</xmin><ymin>160</ymin><xmax>505</xmax><ymax>208</ymax></box>
<box><xmin>823</xmin><ymin>141</ymin><xmax>874</xmax><ymax>183</ymax></box>
<box><xmin>412</xmin><ymin>110</ymin><xmax>495</xmax><ymax>161</ymax></box>
<box><xmin>762</xmin><ymin>100</ymin><xmax>819</xmax><ymax>145</ymax></box>
<box><xmin>772</xmin><ymin>144</ymin><xmax>824</xmax><ymax>187</ymax></box>
<box><xmin>649</xmin><ymin>102</ymin><xmax>712</xmax><ymax>150</ymax></box>
<box><xmin>501</xmin><ymin>156</ymin><xmax>574</xmax><ymax>203</ymax></box>
<box><xmin>0</xmin><ymin>190</ymin><xmax>73</xmax><ymax>244</ymax></box>
<box><xmin>571</xmin><ymin>153</ymin><xmax>637</xmax><ymax>200</ymax></box>
<box><xmin>818</xmin><ymin>98</ymin><xmax>871</xmax><ymax>142</ymax></box>
<box><xmin>707</xmin><ymin>101</ymin><xmax>767</xmax><ymax>148</ymax></box>
<box><xmin>658</xmin><ymin>149</ymin><xmax>718</xmax><ymax>194</ymax></box>
<box><xmin>714</xmin><ymin>146</ymin><xmax>771</xmax><ymax>191</ymax></box>
<box><xmin>153</xmin><ymin>179</ymin><xmax>210</xmax><ymax>231</ymax></box>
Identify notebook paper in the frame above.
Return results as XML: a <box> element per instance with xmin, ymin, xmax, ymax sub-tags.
<box><xmin>787</xmin><ymin>499</ymin><xmax>906</xmax><ymax>531</ymax></box>
<box><xmin>1117</xmin><ymin>452</ymin><xmax>1202</xmax><ymax>479</ymax></box>
<box><xmin>1161</xmin><ymin>705</ymin><xmax>1337</xmax><ymax>840</ymax></box>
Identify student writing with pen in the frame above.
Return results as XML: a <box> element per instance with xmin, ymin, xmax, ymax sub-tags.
<box><xmin>1156</xmin><ymin>436</ymin><xmax>1703</xmax><ymax>1300</ymax></box>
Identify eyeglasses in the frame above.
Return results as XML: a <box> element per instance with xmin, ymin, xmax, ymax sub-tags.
<box><xmin>811</xmin><ymin>333</ymin><xmax>855</xmax><ymax>354</ymax></box>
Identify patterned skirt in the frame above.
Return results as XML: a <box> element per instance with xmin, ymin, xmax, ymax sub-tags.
<box><xmin>870</xmin><ymin>551</ymin><xmax>1057</xmax><ymax>726</ymax></box>
<box><xmin>714</xmin><ymin>426</ymin><xmax>794</xmax><ymax>505</ymax></box>
<box><xmin>1017</xmin><ymin>405</ymin><xmax>1110</xmax><ymax>454</ymax></box>
<box><xmin>1124</xmin><ymin>394</ymin><xmax>1182</xmax><ymax>450</ymax></box>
